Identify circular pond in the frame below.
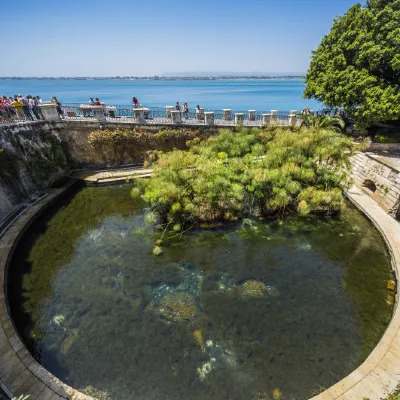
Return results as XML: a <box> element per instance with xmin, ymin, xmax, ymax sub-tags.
<box><xmin>8</xmin><ymin>184</ymin><xmax>394</xmax><ymax>400</ymax></box>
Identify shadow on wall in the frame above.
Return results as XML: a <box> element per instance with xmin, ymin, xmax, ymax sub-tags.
<box><xmin>0</xmin><ymin>122</ymin><xmax>70</xmax><ymax>220</ymax></box>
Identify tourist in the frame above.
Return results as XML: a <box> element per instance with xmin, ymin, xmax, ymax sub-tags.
<box><xmin>36</xmin><ymin>96</ymin><xmax>43</xmax><ymax>105</ymax></box>
<box><xmin>89</xmin><ymin>98</ymin><xmax>95</xmax><ymax>105</ymax></box>
<box><xmin>51</xmin><ymin>96</ymin><xmax>64</xmax><ymax>117</ymax></box>
<box><xmin>0</xmin><ymin>95</ymin><xmax>13</xmax><ymax>121</ymax></box>
<box><xmin>21</xmin><ymin>96</ymin><xmax>33</xmax><ymax>121</ymax></box>
<box><xmin>196</xmin><ymin>104</ymin><xmax>201</xmax><ymax>120</ymax></box>
<box><xmin>175</xmin><ymin>102</ymin><xmax>181</xmax><ymax>112</ymax></box>
<box><xmin>182</xmin><ymin>102</ymin><xmax>189</xmax><ymax>119</ymax></box>
<box><xmin>94</xmin><ymin>98</ymin><xmax>101</xmax><ymax>105</ymax></box>
<box><xmin>28</xmin><ymin>95</ymin><xmax>40</xmax><ymax>120</ymax></box>
<box><xmin>11</xmin><ymin>97</ymin><xmax>24</xmax><ymax>119</ymax></box>
<box><xmin>132</xmin><ymin>96</ymin><xmax>139</xmax><ymax>108</ymax></box>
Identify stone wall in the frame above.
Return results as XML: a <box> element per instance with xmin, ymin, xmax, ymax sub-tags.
<box><xmin>0</xmin><ymin>121</ymin><xmax>69</xmax><ymax>221</ymax></box>
<box><xmin>57</xmin><ymin>120</ymin><xmax>220</xmax><ymax>166</ymax></box>
<box><xmin>351</xmin><ymin>152</ymin><xmax>400</xmax><ymax>217</ymax></box>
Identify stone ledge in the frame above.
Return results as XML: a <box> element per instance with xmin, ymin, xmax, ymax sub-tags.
<box><xmin>0</xmin><ymin>178</ymin><xmax>94</xmax><ymax>400</ymax></box>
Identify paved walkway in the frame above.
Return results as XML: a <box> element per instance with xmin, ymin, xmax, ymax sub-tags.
<box><xmin>76</xmin><ymin>167</ymin><xmax>153</xmax><ymax>184</ymax></box>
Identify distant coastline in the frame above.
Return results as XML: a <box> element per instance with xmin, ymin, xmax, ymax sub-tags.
<box><xmin>0</xmin><ymin>76</ymin><xmax>305</xmax><ymax>81</ymax></box>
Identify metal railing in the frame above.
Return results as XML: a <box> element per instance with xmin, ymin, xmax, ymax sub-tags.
<box><xmin>0</xmin><ymin>101</ymin><xmax>299</xmax><ymax>127</ymax></box>
<box><xmin>59</xmin><ymin>103</ymin><xmax>298</xmax><ymax>126</ymax></box>
<box><xmin>0</xmin><ymin>104</ymin><xmax>45</xmax><ymax>124</ymax></box>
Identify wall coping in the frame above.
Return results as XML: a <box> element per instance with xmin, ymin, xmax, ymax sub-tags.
<box><xmin>0</xmin><ymin>182</ymin><xmax>399</xmax><ymax>399</ymax></box>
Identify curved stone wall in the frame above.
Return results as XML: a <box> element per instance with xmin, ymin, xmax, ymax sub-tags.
<box><xmin>0</xmin><ymin>181</ymin><xmax>399</xmax><ymax>400</ymax></box>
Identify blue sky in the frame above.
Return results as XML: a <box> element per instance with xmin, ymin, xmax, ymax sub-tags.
<box><xmin>1</xmin><ymin>0</ymin><xmax>359</xmax><ymax>77</ymax></box>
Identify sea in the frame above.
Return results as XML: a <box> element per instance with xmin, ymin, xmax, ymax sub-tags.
<box><xmin>0</xmin><ymin>79</ymin><xmax>321</xmax><ymax>112</ymax></box>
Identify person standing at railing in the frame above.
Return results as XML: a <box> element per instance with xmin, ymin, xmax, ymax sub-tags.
<box><xmin>132</xmin><ymin>96</ymin><xmax>139</xmax><ymax>108</ymax></box>
<box><xmin>21</xmin><ymin>96</ymin><xmax>34</xmax><ymax>121</ymax></box>
<box><xmin>182</xmin><ymin>103</ymin><xmax>189</xmax><ymax>119</ymax></box>
<box><xmin>34</xmin><ymin>96</ymin><xmax>43</xmax><ymax>119</ymax></box>
<box><xmin>175</xmin><ymin>102</ymin><xmax>181</xmax><ymax>113</ymax></box>
<box><xmin>1</xmin><ymin>95</ymin><xmax>14</xmax><ymax>119</ymax></box>
<box><xmin>51</xmin><ymin>96</ymin><xmax>64</xmax><ymax>117</ymax></box>
<box><xmin>11</xmin><ymin>97</ymin><xmax>24</xmax><ymax>120</ymax></box>
<box><xmin>28</xmin><ymin>95</ymin><xmax>40</xmax><ymax>120</ymax></box>
<box><xmin>89</xmin><ymin>98</ymin><xmax>95</xmax><ymax>105</ymax></box>
<box><xmin>94</xmin><ymin>98</ymin><xmax>101</xmax><ymax>105</ymax></box>
<box><xmin>196</xmin><ymin>104</ymin><xmax>201</xmax><ymax>120</ymax></box>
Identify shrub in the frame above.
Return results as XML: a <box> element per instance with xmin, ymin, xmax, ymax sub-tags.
<box><xmin>134</xmin><ymin>126</ymin><xmax>363</xmax><ymax>229</ymax></box>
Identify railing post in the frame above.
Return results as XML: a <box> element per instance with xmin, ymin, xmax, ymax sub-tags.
<box><xmin>248</xmin><ymin>110</ymin><xmax>256</xmax><ymax>121</ymax></box>
<box><xmin>91</xmin><ymin>105</ymin><xmax>106</xmax><ymax>122</ymax></box>
<box><xmin>270</xmin><ymin>110</ymin><xmax>278</xmax><ymax>123</ymax></box>
<box><xmin>204</xmin><ymin>111</ymin><xmax>214</xmax><ymax>125</ymax></box>
<box><xmin>170</xmin><ymin>110</ymin><xmax>181</xmax><ymax>123</ymax></box>
<box><xmin>133</xmin><ymin>108</ymin><xmax>146</xmax><ymax>123</ymax></box>
<box><xmin>38</xmin><ymin>102</ymin><xmax>61</xmax><ymax>121</ymax></box>
<box><xmin>223</xmin><ymin>109</ymin><xmax>231</xmax><ymax>121</ymax></box>
<box><xmin>196</xmin><ymin>108</ymin><xmax>205</xmax><ymax>121</ymax></box>
<box><xmin>235</xmin><ymin>113</ymin><xmax>244</xmax><ymax>126</ymax></box>
<box><xmin>166</xmin><ymin>106</ymin><xmax>175</xmax><ymax>118</ymax></box>
<box><xmin>289</xmin><ymin>110</ymin><xmax>298</xmax><ymax>126</ymax></box>
<box><xmin>262</xmin><ymin>113</ymin><xmax>271</xmax><ymax>126</ymax></box>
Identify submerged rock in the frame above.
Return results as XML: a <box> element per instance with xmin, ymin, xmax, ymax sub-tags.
<box><xmin>241</xmin><ymin>280</ymin><xmax>267</xmax><ymax>297</ymax></box>
<box><xmin>147</xmin><ymin>292</ymin><xmax>201</xmax><ymax>322</ymax></box>
<box><xmin>61</xmin><ymin>328</ymin><xmax>79</xmax><ymax>355</ymax></box>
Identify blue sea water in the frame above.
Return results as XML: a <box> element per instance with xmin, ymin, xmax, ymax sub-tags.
<box><xmin>0</xmin><ymin>79</ymin><xmax>321</xmax><ymax>112</ymax></box>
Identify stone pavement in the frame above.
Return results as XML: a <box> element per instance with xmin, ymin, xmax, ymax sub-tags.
<box><xmin>76</xmin><ymin>167</ymin><xmax>153</xmax><ymax>184</ymax></box>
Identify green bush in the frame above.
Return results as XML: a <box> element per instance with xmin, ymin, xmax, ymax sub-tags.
<box><xmin>133</xmin><ymin>126</ymin><xmax>364</xmax><ymax>230</ymax></box>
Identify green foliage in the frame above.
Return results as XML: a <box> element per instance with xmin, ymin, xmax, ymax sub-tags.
<box><xmin>134</xmin><ymin>127</ymin><xmax>358</xmax><ymax>228</ymax></box>
<box><xmin>88</xmin><ymin>128</ymin><xmax>215</xmax><ymax>165</ymax></box>
<box><xmin>374</xmin><ymin>132</ymin><xmax>400</xmax><ymax>143</ymax></box>
<box><xmin>304</xmin><ymin>0</ymin><xmax>400</xmax><ymax>129</ymax></box>
<box><xmin>12</xmin><ymin>396</ymin><xmax>30</xmax><ymax>400</ymax></box>
<box><xmin>300</xmin><ymin>114</ymin><xmax>345</xmax><ymax>132</ymax></box>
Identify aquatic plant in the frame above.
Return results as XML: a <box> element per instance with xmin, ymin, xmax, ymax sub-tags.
<box><xmin>81</xmin><ymin>386</ymin><xmax>111</xmax><ymax>400</ymax></box>
<box><xmin>152</xmin><ymin>245</ymin><xmax>163</xmax><ymax>256</ymax></box>
<box><xmin>241</xmin><ymin>280</ymin><xmax>266</xmax><ymax>297</ymax></box>
<box><xmin>133</xmin><ymin>126</ymin><xmax>363</xmax><ymax>229</ymax></box>
<box><xmin>193</xmin><ymin>329</ymin><xmax>205</xmax><ymax>352</ymax></box>
<box><xmin>146</xmin><ymin>292</ymin><xmax>200</xmax><ymax>322</ymax></box>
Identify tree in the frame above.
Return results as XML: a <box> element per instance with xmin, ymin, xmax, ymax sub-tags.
<box><xmin>304</xmin><ymin>0</ymin><xmax>400</xmax><ymax>129</ymax></box>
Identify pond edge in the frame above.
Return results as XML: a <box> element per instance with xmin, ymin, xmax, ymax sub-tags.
<box><xmin>0</xmin><ymin>182</ymin><xmax>399</xmax><ymax>400</ymax></box>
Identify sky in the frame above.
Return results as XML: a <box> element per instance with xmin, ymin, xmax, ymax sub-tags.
<box><xmin>0</xmin><ymin>0</ymin><xmax>360</xmax><ymax>77</ymax></box>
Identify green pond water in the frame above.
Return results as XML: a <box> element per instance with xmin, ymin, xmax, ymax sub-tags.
<box><xmin>8</xmin><ymin>184</ymin><xmax>395</xmax><ymax>400</ymax></box>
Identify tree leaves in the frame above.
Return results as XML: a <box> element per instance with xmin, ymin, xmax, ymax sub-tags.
<box><xmin>304</xmin><ymin>0</ymin><xmax>400</xmax><ymax>129</ymax></box>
